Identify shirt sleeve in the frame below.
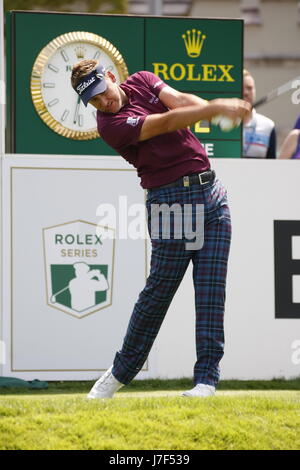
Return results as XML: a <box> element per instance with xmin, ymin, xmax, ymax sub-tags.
<box><xmin>99</xmin><ymin>113</ymin><xmax>147</xmax><ymax>149</ymax></box>
<box><xmin>133</xmin><ymin>71</ymin><xmax>167</xmax><ymax>97</ymax></box>
<box><xmin>294</xmin><ymin>116</ymin><xmax>300</xmax><ymax>130</ymax></box>
<box><xmin>266</xmin><ymin>127</ymin><xmax>277</xmax><ymax>158</ymax></box>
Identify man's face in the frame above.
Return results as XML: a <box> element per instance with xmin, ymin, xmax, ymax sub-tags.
<box><xmin>88</xmin><ymin>74</ymin><xmax>125</xmax><ymax>114</ymax></box>
<box><xmin>243</xmin><ymin>74</ymin><xmax>256</xmax><ymax>106</ymax></box>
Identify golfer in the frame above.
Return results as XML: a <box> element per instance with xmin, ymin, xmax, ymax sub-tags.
<box><xmin>71</xmin><ymin>60</ymin><xmax>250</xmax><ymax>398</ymax></box>
<box><xmin>69</xmin><ymin>263</ymin><xmax>109</xmax><ymax>312</ymax></box>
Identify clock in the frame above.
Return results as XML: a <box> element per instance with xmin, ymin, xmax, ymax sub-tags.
<box><xmin>30</xmin><ymin>31</ymin><xmax>129</xmax><ymax>140</ymax></box>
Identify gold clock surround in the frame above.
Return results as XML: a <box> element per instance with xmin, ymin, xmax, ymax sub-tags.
<box><xmin>30</xmin><ymin>31</ymin><xmax>129</xmax><ymax>140</ymax></box>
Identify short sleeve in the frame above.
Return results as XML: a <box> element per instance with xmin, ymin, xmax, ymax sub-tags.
<box><xmin>98</xmin><ymin>113</ymin><xmax>146</xmax><ymax>149</ymax></box>
<box><xmin>294</xmin><ymin>116</ymin><xmax>300</xmax><ymax>130</ymax></box>
<box><xmin>132</xmin><ymin>71</ymin><xmax>167</xmax><ymax>97</ymax></box>
<box><xmin>266</xmin><ymin>127</ymin><xmax>277</xmax><ymax>159</ymax></box>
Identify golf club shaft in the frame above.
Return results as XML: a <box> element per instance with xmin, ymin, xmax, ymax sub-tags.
<box><xmin>51</xmin><ymin>285</ymin><xmax>69</xmax><ymax>299</ymax></box>
<box><xmin>254</xmin><ymin>75</ymin><xmax>300</xmax><ymax>108</ymax></box>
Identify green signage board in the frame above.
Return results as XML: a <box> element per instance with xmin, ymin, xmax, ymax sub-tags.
<box><xmin>6</xmin><ymin>11</ymin><xmax>243</xmax><ymax>157</ymax></box>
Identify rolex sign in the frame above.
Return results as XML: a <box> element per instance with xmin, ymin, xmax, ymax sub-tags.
<box><xmin>8</xmin><ymin>12</ymin><xmax>243</xmax><ymax>157</ymax></box>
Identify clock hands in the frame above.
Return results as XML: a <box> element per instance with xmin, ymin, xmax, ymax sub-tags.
<box><xmin>73</xmin><ymin>95</ymin><xmax>81</xmax><ymax>124</ymax></box>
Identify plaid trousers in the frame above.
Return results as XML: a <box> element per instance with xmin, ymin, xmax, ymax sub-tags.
<box><xmin>112</xmin><ymin>176</ymin><xmax>231</xmax><ymax>387</ymax></box>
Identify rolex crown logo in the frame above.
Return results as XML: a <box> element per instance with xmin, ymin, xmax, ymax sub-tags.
<box><xmin>75</xmin><ymin>45</ymin><xmax>86</xmax><ymax>59</ymax></box>
<box><xmin>182</xmin><ymin>29</ymin><xmax>206</xmax><ymax>58</ymax></box>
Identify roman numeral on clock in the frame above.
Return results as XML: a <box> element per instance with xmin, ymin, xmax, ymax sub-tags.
<box><xmin>93</xmin><ymin>51</ymin><xmax>101</xmax><ymax>60</ymax></box>
<box><xmin>61</xmin><ymin>109</ymin><xmax>69</xmax><ymax>122</ymax></box>
<box><xmin>60</xmin><ymin>50</ymin><xmax>69</xmax><ymax>62</ymax></box>
<box><xmin>48</xmin><ymin>64</ymin><xmax>59</xmax><ymax>73</ymax></box>
<box><xmin>48</xmin><ymin>98</ymin><xmax>59</xmax><ymax>107</ymax></box>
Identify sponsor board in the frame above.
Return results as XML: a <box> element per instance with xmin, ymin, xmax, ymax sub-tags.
<box><xmin>43</xmin><ymin>220</ymin><xmax>114</xmax><ymax>318</ymax></box>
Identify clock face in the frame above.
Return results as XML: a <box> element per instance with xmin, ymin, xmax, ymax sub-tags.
<box><xmin>31</xmin><ymin>32</ymin><xmax>129</xmax><ymax>140</ymax></box>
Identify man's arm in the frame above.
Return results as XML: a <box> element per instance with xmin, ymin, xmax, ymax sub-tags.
<box><xmin>139</xmin><ymin>98</ymin><xmax>251</xmax><ymax>142</ymax></box>
<box><xmin>158</xmin><ymin>85</ymin><xmax>207</xmax><ymax>109</ymax></box>
<box><xmin>279</xmin><ymin>130</ymin><xmax>298</xmax><ymax>159</ymax></box>
<box><xmin>266</xmin><ymin>127</ymin><xmax>277</xmax><ymax>159</ymax></box>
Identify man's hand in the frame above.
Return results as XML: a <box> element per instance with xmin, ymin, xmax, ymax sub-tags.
<box><xmin>88</xmin><ymin>269</ymin><xmax>102</xmax><ymax>280</ymax></box>
<box><xmin>209</xmin><ymin>98</ymin><xmax>251</xmax><ymax>122</ymax></box>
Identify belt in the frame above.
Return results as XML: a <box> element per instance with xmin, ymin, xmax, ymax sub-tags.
<box><xmin>152</xmin><ymin>170</ymin><xmax>215</xmax><ymax>190</ymax></box>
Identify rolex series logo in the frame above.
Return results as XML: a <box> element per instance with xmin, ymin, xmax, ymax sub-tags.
<box><xmin>182</xmin><ymin>29</ymin><xmax>206</xmax><ymax>58</ymax></box>
<box><xmin>43</xmin><ymin>220</ymin><xmax>114</xmax><ymax>319</ymax></box>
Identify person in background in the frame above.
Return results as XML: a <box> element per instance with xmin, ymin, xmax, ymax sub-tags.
<box><xmin>243</xmin><ymin>69</ymin><xmax>277</xmax><ymax>158</ymax></box>
<box><xmin>293</xmin><ymin>115</ymin><xmax>300</xmax><ymax>130</ymax></box>
<box><xmin>279</xmin><ymin>129</ymin><xmax>300</xmax><ymax>159</ymax></box>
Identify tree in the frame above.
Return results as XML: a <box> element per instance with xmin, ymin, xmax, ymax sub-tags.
<box><xmin>4</xmin><ymin>0</ymin><xmax>127</xmax><ymax>15</ymax></box>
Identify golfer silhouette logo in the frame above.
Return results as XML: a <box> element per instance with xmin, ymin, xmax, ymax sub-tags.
<box><xmin>50</xmin><ymin>262</ymin><xmax>109</xmax><ymax>312</ymax></box>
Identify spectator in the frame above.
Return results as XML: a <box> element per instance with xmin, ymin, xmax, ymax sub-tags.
<box><xmin>243</xmin><ymin>69</ymin><xmax>277</xmax><ymax>158</ymax></box>
<box><xmin>279</xmin><ymin>129</ymin><xmax>300</xmax><ymax>159</ymax></box>
<box><xmin>293</xmin><ymin>115</ymin><xmax>300</xmax><ymax>129</ymax></box>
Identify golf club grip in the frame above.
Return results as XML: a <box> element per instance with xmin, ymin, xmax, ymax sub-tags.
<box><xmin>253</xmin><ymin>97</ymin><xmax>268</xmax><ymax>108</ymax></box>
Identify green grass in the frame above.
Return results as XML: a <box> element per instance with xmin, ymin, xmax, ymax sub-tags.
<box><xmin>0</xmin><ymin>379</ymin><xmax>299</xmax><ymax>450</ymax></box>
<box><xmin>1</xmin><ymin>377</ymin><xmax>300</xmax><ymax>395</ymax></box>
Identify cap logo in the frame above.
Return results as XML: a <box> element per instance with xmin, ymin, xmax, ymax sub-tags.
<box><xmin>76</xmin><ymin>76</ymin><xmax>96</xmax><ymax>95</ymax></box>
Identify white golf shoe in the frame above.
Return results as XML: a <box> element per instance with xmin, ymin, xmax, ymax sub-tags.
<box><xmin>182</xmin><ymin>383</ymin><xmax>216</xmax><ymax>397</ymax></box>
<box><xmin>87</xmin><ymin>366</ymin><xmax>124</xmax><ymax>399</ymax></box>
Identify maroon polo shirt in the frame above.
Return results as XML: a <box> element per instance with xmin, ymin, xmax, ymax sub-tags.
<box><xmin>97</xmin><ymin>71</ymin><xmax>210</xmax><ymax>189</ymax></box>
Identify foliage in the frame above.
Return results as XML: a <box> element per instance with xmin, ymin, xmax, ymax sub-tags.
<box><xmin>4</xmin><ymin>0</ymin><xmax>127</xmax><ymax>15</ymax></box>
<box><xmin>1</xmin><ymin>377</ymin><xmax>300</xmax><ymax>395</ymax></box>
<box><xmin>0</xmin><ymin>391</ymin><xmax>299</xmax><ymax>449</ymax></box>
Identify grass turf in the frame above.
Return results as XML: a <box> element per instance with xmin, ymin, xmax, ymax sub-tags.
<box><xmin>1</xmin><ymin>377</ymin><xmax>300</xmax><ymax>395</ymax></box>
<box><xmin>0</xmin><ymin>379</ymin><xmax>299</xmax><ymax>450</ymax></box>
